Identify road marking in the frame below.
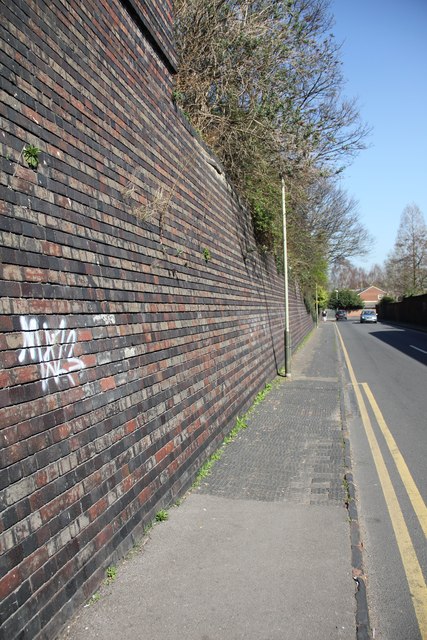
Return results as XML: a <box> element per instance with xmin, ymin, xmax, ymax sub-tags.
<box><xmin>362</xmin><ymin>382</ymin><xmax>427</xmax><ymax>539</ymax></box>
<box><xmin>411</xmin><ymin>345</ymin><xmax>427</xmax><ymax>355</ymax></box>
<box><xmin>336</xmin><ymin>327</ymin><xmax>427</xmax><ymax>638</ymax></box>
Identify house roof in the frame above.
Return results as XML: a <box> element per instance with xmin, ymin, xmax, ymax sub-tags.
<box><xmin>357</xmin><ymin>285</ymin><xmax>387</xmax><ymax>296</ymax></box>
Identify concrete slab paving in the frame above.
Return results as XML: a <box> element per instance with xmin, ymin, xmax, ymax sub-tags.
<box><xmin>60</xmin><ymin>495</ymin><xmax>353</xmax><ymax>640</ymax></box>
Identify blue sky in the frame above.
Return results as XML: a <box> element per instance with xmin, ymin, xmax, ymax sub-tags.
<box><xmin>330</xmin><ymin>0</ymin><xmax>427</xmax><ymax>270</ymax></box>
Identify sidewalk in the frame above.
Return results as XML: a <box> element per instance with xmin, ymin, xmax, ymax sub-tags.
<box><xmin>59</xmin><ymin>323</ymin><xmax>357</xmax><ymax>640</ymax></box>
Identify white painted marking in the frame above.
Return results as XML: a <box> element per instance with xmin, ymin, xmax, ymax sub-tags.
<box><xmin>410</xmin><ymin>345</ymin><xmax>427</xmax><ymax>355</ymax></box>
<box><xmin>93</xmin><ymin>314</ymin><xmax>116</xmax><ymax>325</ymax></box>
<box><xmin>19</xmin><ymin>316</ymin><xmax>85</xmax><ymax>391</ymax></box>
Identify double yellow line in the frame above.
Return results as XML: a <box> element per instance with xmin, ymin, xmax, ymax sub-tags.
<box><xmin>336</xmin><ymin>327</ymin><xmax>427</xmax><ymax>638</ymax></box>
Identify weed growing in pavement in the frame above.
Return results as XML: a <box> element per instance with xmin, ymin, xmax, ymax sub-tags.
<box><xmin>124</xmin><ymin>541</ymin><xmax>144</xmax><ymax>562</ymax></box>
<box><xmin>144</xmin><ymin>520</ymin><xmax>154</xmax><ymax>535</ymax></box>
<box><xmin>86</xmin><ymin>592</ymin><xmax>101</xmax><ymax>606</ymax></box>
<box><xmin>253</xmin><ymin>383</ymin><xmax>272</xmax><ymax>406</ymax></box>
<box><xmin>223</xmin><ymin>416</ymin><xmax>248</xmax><ymax>445</ymax></box>
<box><xmin>84</xmin><ymin>565</ymin><xmax>118</xmax><ymax>606</ymax></box>
<box><xmin>155</xmin><ymin>509</ymin><xmax>169</xmax><ymax>522</ymax></box>
<box><xmin>192</xmin><ymin>380</ymin><xmax>278</xmax><ymax>489</ymax></box>
<box><xmin>342</xmin><ymin>475</ymin><xmax>352</xmax><ymax>506</ymax></box>
<box><xmin>84</xmin><ymin>566</ymin><xmax>117</xmax><ymax>605</ymax></box>
<box><xmin>195</xmin><ymin>450</ymin><xmax>224</xmax><ymax>482</ymax></box>
<box><xmin>105</xmin><ymin>566</ymin><xmax>117</xmax><ymax>584</ymax></box>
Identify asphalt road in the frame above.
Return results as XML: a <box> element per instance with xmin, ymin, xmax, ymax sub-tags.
<box><xmin>336</xmin><ymin>319</ymin><xmax>427</xmax><ymax>640</ymax></box>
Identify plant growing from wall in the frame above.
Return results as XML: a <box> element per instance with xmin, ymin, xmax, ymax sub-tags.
<box><xmin>121</xmin><ymin>153</ymin><xmax>193</xmax><ymax>246</ymax></box>
<box><xmin>9</xmin><ymin>143</ymin><xmax>41</xmax><ymax>185</ymax></box>
<box><xmin>202</xmin><ymin>247</ymin><xmax>211</xmax><ymax>263</ymax></box>
<box><xmin>23</xmin><ymin>144</ymin><xmax>41</xmax><ymax>170</ymax></box>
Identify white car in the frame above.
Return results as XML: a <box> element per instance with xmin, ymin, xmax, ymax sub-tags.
<box><xmin>360</xmin><ymin>310</ymin><xmax>377</xmax><ymax>323</ymax></box>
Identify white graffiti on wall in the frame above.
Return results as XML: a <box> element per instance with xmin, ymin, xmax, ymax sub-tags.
<box><xmin>18</xmin><ymin>317</ymin><xmax>85</xmax><ymax>391</ymax></box>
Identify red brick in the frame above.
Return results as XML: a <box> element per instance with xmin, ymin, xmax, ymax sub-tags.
<box><xmin>155</xmin><ymin>440</ymin><xmax>174</xmax><ymax>464</ymax></box>
<box><xmin>0</xmin><ymin>568</ymin><xmax>22</xmax><ymax>600</ymax></box>
<box><xmin>17</xmin><ymin>421</ymin><xmax>33</xmax><ymax>440</ymax></box>
<box><xmin>50</xmin><ymin>423</ymin><xmax>72</xmax><ymax>443</ymax></box>
<box><xmin>0</xmin><ymin>425</ymin><xmax>19</xmax><ymax>448</ymax></box>
<box><xmin>124</xmin><ymin>419</ymin><xmax>137</xmax><ymax>434</ymax></box>
<box><xmin>93</xmin><ymin>524</ymin><xmax>113</xmax><ymax>552</ymax></box>
<box><xmin>14</xmin><ymin>164</ymin><xmax>38</xmax><ymax>183</ymax></box>
<box><xmin>0</xmin><ymin>315</ymin><xmax>13</xmax><ymax>332</ymax></box>
<box><xmin>13</xmin><ymin>365</ymin><xmax>39</xmax><ymax>385</ymax></box>
<box><xmin>100</xmin><ymin>377</ymin><xmax>116</xmax><ymax>392</ymax></box>
<box><xmin>10</xmin><ymin>176</ymin><xmax>36</xmax><ymax>194</ymax></box>
<box><xmin>1</xmin><ymin>440</ymin><xmax>28</xmax><ymax>465</ymax></box>
<box><xmin>20</xmin><ymin>547</ymin><xmax>49</xmax><ymax>580</ymax></box>
<box><xmin>39</xmin><ymin>485</ymin><xmax>83</xmax><ymax>524</ymax></box>
<box><xmin>0</xmin><ymin>369</ymin><xmax>11</xmax><ymax>388</ymax></box>
<box><xmin>88</xmin><ymin>497</ymin><xmax>108</xmax><ymax>522</ymax></box>
<box><xmin>41</xmin><ymin>241</ymin><xmax>62</xmax><ymax>257</ymax></box>
<box><xmin>24</xmin><ymin>268</ymin><xmax>48</xmax><ymax>282</ymax></box>
<box><xmin>78</xmin><ymin>329</ymin><xmax>93</xmax><ymax>342</ymax></box>
<box><xmin>34</xmin><ymin>469</ymin><xmax>49</xmax><ymax>488</ymax></box>
<box><xmin>27</xmin><ymin>432</ymin><xmax>50</xmax><ymax>455</ymax></box>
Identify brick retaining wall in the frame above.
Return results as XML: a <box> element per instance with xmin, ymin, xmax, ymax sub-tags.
<box><xmin>0</xmin><ymin>2</ymin><xmax>313</xmax><ymax>638</ymax></box>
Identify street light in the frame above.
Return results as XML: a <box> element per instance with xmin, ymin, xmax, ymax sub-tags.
<box><xmin>281</xmin><ymin>173</ymin><xmax>291</xmax><ymax>377</ymax></box>
<box><xmin>315</xmin><ymin>283</ymin><xmax>318</xmax><ymax>328</ymax></box>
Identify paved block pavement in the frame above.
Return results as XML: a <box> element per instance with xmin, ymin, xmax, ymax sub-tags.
<box><xmin>59</xmin><ymin>323</ymin><xmax>358</xmax><ymax>640</ymax></box>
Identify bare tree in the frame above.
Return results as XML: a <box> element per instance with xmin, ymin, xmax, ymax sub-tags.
<box><xmin>174</xmin><ymin>0</ymin><xmax>371</xmax><ymax>292</ymax></box>
<box><xmin>295</xmin><ymin>177</ymin><xmax>373</xmax><ymax>263</ymax></box>
<box><xmin>174</xmin><ymin>0</ymin><xmax>370</xmax><ymax>189</ymax></box>
<box><xmin>329</xmin><ymin>259</ymin><xmax>387</xmax><ymax>291</ymax></box>
<box><xmin>367</xmin><ymin>263</ymin><xmax>387</xmax><ymax>289</ymax></box>
<box><xmin>385</xmin><ymin>203</ymin><xmax>427</xmax><ymax>297</ymax></box>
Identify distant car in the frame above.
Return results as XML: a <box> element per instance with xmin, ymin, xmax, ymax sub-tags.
<box><xmin>335</xmin><ymin>310</ymin><xmax>347</xmax><ymax>321</ymax></box>
<box><xmin>360</xmin><ymin>309</ymin><xmax>377</xmax><ymax>323</ymax></box>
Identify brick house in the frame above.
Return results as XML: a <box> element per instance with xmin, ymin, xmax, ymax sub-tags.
<box><xmin>345</xmin><ymin>285</ymin><xmax>387</xmax><ymax>319</ymax></box>
<box><xmin>358</xmin><ymin>285</ymin><xmax>388</xmax><ymax>309</ymax></box>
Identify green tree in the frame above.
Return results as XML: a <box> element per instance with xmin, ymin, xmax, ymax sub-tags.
<box><xmin>317</xmin><ymin>285</ymin><xmax>329</xmax><ymax>310</ymax></box>
<box><xmin>328</xmin><ymin>289</ymin><xmax>363</xmax><ymax>311</ymax></box>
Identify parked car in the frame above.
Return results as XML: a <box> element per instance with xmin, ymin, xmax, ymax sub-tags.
<box><xmin>360</xmin><ymin>309</ymin><xmax>377</xmax><ymax>323</ymax></box>
<box><xmin>335</xmin><ymin>310</ymin><xmax>347</xmax><ymax>321</ymax></box>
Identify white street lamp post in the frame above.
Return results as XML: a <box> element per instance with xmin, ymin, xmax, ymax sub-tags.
<box><xmin>281</xmin><ymin>174</ymin><xmax>291</xmax><ymax>377</ymax></box>
<box><xmin>315</xmin><ymin>283</ymin><xmax>318</xmax><ymax>328</ymax></box>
